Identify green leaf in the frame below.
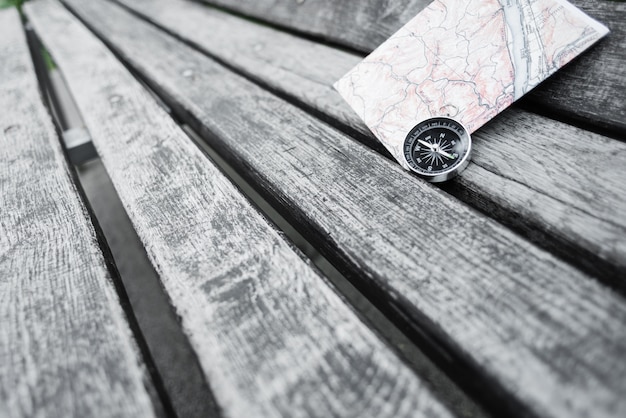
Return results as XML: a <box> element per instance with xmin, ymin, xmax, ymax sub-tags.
<box><xmin>41</xmin><ymin>47</ymin><xmax>56</xmax><ymax>71</ymax></box>
<box><xmin>0</xmin><ymin>0</ymin><xmax>24</xmax><ymax>10</ymax></box>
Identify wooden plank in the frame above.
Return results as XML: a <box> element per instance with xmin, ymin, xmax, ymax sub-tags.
<box><xmin>56</xmin><ymin>1</ymin><xmax>626</xmax><ymax>417</ymax></box>
<box><xmin>196</xmin><ymin>0</ymin><xmax>626</xmax><ymax>134</ymax></box>
<box><xmin>524</xmin><ymin>0</ymin><xmax>626</xmax><ymax>134</ymax></box>
<box><xmin>200</xmin><ymin>0</ymin><xmax>431</xmax><ymax>52</ymax></box>
<box><xmin>117</xmin><ymin>0</ymin><xmax>626</xmax><ymax>285</ymax></box>
<box><xmin>25</xmin><ymin>1</ymin><xmax>456</xmax><ymax>417</ymax></box>
<box><xmin>0</xmin><ymin>8</ymin><xmax>159</xmax><ymax>418</ymax></box>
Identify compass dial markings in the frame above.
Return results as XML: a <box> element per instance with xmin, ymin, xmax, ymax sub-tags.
<box><xmin>403</xmin><ymin>117</ymin><xmax>472</xmax><ymax>182</ymax></box>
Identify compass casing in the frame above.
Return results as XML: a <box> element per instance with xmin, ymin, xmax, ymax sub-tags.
<box><xmin>402</xmin><ymin>117</ymin><xmax>472</xmax><ymax>183</ymax></box>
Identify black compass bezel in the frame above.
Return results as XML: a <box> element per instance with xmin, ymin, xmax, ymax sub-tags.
<box><xmin>402</xmin><ymin>117</ymin><xmax>472</xmax><ymax>183</ymax></box>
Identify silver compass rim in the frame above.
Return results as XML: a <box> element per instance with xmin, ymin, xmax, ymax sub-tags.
<box><xmin>403</xmin><ymin>116</ymin><xmax>472</xmax><ymax>183</ymax></box>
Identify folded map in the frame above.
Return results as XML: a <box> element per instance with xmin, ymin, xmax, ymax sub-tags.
<box><xmin>334</xmin><ymin>0</ymin><xmax>609</xmax><ymax>170</ymax></box>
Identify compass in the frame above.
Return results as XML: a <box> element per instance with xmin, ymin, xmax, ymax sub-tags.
<box><xmin>402</xmin><ymin>117</ymin><xmax>472</xmax><ymax>183</ymax></box>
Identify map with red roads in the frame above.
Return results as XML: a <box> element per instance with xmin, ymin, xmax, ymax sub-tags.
<box><xmin>335</xmin><ymin>0</ymin><xmax>609</xmax><ymax>170</ymax></box>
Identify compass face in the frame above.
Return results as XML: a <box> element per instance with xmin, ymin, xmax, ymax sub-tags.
<box><xmin>403</xmin><ymin>117</ymin><xmax>472</xmax><ymax>182</ymax></box>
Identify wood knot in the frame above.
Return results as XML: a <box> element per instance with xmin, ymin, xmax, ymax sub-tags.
<box><xmin>3</xmin><ymin>125</ymin><xmax>19</xmax><ymax>134</ymax></box>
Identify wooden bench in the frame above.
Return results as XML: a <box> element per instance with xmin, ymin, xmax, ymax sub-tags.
<box><xmin>2</xmin><ymin>0</ymin><xmax>625</xmax><ymax>417</ymax></box>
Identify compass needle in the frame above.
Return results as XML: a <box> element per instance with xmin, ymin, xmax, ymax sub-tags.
<box><xmin>418</xmin><ymin>139</ymin><xmax>436</xmax><ymax>150</ymax></box>
<box><xmin>440</xmin><ymin>150</ymin><xmax>454</xmax><ymax>159</ymax></box>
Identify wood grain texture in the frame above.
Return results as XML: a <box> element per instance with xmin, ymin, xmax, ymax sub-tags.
<box><xmin>197</xmin><ymin>0</ymin><xmax>625</xmax><ymax>134</ymax></box>
<box><xmin>0</xmin><ymin>8</ymin><xmax>157</xmax><ymax>418</ymax></box>
<box><xmin>25</xmin><ymin>1</ymin><xmax>455</xmax><ymax>417</ymax></box>
<box><xmin>117</xmin><ymin>0</ymin><xmax>626</xmax><ymax>283</ymax></box>
<box><xmin>200</xmin><ymin>0</ymin><xmax>430</xmax><ymax>52</ymax></box>
<box><xmin>58</xmin><ymin>1</ymin><xmax>626</xmax><ymax>417</ymax></box>
<box><xmin>524</xmin><ymin>0</ymin><xmax>626</xmax><ymax>134</ymax></box>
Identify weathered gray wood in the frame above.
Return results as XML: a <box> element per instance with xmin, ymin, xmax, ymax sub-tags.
<box><xmin>201</xmin><ymin>0</ymin><xmax>430</xmax><ymax>52</ymax></box>
<box><xmin>197</xmin><ymin>0</ymin><xmax>625</xmax><ymax>134</ymax></box>
<box><xmin>525</xmin><ymin>0</ymin><xmax>626</xmax><ymax>134</ymax></box>
<box><xmin>25</xmin><ymin>1</ymin><xmax>455</xmax><ymax>417</ymax></box>
<box><xmin>57</xmin><ymin>1</ymin><xmax>626</xmax><ymax>417</ymax></box>
<box><xmin>0</xmin><ymin>8</ymin><xmax>159</xmax><ymax>418</ymax></box>
<box><xmin>118</xmin><ymin>0</ymin><xmax>369</xmax><ymax>140</ymax></box>
<box><xmin>118</xmin><ymin>0</ymin><xmax>626</xmax><ymax>283</ymax></box>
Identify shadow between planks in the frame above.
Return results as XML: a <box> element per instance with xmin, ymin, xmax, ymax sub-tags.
<box><xmin>25</xmin><ymin>24</ymin><xmax>220</xmax><ymax>418</ymax></box>
<box><xmin>19</xmin><ymin>24</ymin><xmax>170</xmax><ymax>418</ymax></box>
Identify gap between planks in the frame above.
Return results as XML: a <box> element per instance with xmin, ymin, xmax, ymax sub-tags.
<box><xmin>27</xmin><ymin>29</ymin><xmax>223</xmax><ymax>417</ymax></box>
